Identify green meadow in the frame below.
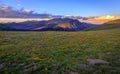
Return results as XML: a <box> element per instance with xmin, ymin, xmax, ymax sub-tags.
<box><xmin>0</xmin><ymin>28</ymin><xmax>120</xmax><ymax>74</ymax></box>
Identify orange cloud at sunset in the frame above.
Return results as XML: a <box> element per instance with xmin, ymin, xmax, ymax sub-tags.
<box><xmin>80</xmin><ymin>15</ymin><xmax>119</xmax><ymax>24</ymax></box>
<box><xmin>94</xmin><ymin>15</ymin><xmax>119</xmax><ymax>20</ymax></box>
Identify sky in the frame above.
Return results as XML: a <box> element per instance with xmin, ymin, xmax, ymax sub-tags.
<box><xmin>0</xmin><ymin>0</ymin><xmax>120</xmax><ymax>16</ymax></box>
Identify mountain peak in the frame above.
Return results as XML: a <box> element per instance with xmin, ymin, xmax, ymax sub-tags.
<box><xmin>0</xmin><ymin>18</ymin><xmax>96</xmax><ymax>31</ymax></box>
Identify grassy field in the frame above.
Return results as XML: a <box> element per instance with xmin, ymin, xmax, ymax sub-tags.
<box><xmin>0</xmin><ymin>28</ymin><xmax>120</xmax><ymax>74</ymax></box>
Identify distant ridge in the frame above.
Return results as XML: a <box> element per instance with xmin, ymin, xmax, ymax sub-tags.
<box><xmin>85</xmin><ymin>19</ymin><xmax>120</xmax><ymax>31</ymax></box>
<box><xmin>0</xmin><ymin>18</ymin><xmax>96</xmax><ymax>31</ymax></box>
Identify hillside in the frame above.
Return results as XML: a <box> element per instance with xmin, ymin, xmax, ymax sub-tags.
<box><xmin>0</xmin><ymin>18</ymin><xmax>96</xmax><ymax>31</ymax></box>
<box><xmin>85</xmin><ymin>19</ymin><xmax>120</xmax><ymax>31</ymax></box>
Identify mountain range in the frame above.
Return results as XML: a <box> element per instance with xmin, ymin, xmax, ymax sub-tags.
<box><xmin>0</xmin><ymin>18</ymin><xmax>96</xmax><ymax>31</ymax></box>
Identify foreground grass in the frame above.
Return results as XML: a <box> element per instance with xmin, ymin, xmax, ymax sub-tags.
<box><xmin>0</xmin><ymin>29</ymin><xmax>120</xmax><ymax>74</ymax></box>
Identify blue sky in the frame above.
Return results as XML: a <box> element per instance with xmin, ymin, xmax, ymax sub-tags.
<box><xmin>1</xmin><ymin>0</ymin><xmax>120</xmax><ymax>16</ymax></box>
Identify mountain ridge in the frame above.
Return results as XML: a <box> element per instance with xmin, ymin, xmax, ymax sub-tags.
<box><xmin>0</xmin><ymin>18</ymin><xmax>96</xmax><ymax>31</ymax></box>
<box><xmin>85</xmin><ymin>19</ymin><xmax>120</xmax><ymax>31</ymax></box>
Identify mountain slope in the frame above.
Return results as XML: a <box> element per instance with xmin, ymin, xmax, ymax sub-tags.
<box><xmin>0</xmin><ymin>18</ymin><xmax>96</xmax><ymax>31</ymax></box>
<box><xmin>85</xmin><ymin>19</ymin><xmax>120</xmax><ymax>31</ymax></box>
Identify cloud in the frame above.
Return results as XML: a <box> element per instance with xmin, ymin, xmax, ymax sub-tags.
<box><xmin>17</xmin><ymin>3</ymin><xmax>22</xmax><ymax>6</ymax></box>
<box><xmin>0</xmin><ymin>6</ymin><xmax>13</xmax><ymax>11</ymax></box>
<box><xmin>93</xmin><ymin>15</ymin><xmax>119</xmax><ymax>20</ymax></box>
<box><xmin>80</xmin><ymin>15</ymin><xmax>119</xmax><ymax>24</ymax></box>
<box><xmin>16</xmin><ymin>0</ymin><xmax>22</xmax><ymax>6</ymax></box>
<box><xmin>0</xmin><ymin>6</ymin><xmax>32</xmax><ymax>18</ymax></box>
<box><xmin>24</xmin><ymin>9</ymin><xmax>33</xmax><ymax>14</ymax></box>
<box><xmin>0</xmin><ymin>5</ymin><xmax>51</xmax><ymax>18</ymax></box>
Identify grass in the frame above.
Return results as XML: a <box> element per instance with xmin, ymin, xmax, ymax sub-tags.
<box><xmin>0</xmin><ymin>28</ymin><xmax>120</xmax><ymax>74</ymax></box>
